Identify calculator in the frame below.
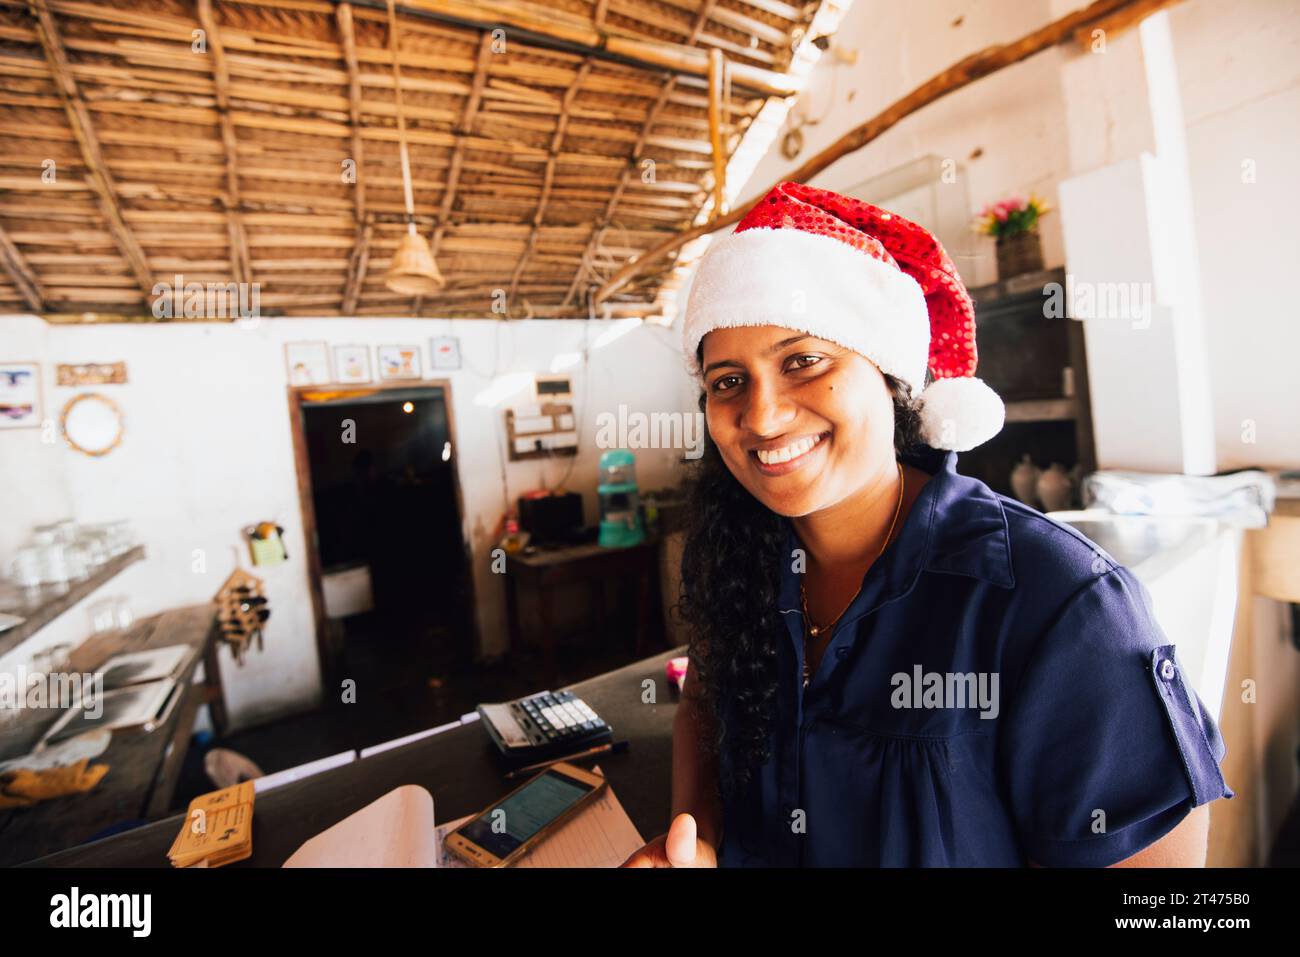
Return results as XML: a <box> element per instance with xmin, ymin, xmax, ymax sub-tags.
<box><xmin>477</xmin><ymin>690</ymin><xmax>613</xmax><ymax>763</ymax></box>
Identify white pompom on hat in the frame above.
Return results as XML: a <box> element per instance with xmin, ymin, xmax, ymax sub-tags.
<box><xmin>683</xmin><ymin>181</ymin><xmax>1004</xmax><ymax>452</ymax></box>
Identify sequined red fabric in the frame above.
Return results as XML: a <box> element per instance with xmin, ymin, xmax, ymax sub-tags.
<box><xmin>735</xmin><ymin>181</ymin><xmax>978</xmax><ymax>380</ymax></box>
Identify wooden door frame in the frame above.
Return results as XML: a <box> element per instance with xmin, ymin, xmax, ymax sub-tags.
<box><xmin>286</xmin><ymin>378</ymin><xmax>479</xmax><ymax>686</ymax></box>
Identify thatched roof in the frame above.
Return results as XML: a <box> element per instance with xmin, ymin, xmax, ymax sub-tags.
<box><xmin>0</xmin><ymin>0</ymin><xmax>841</xmax><ymax>321</ymax></box>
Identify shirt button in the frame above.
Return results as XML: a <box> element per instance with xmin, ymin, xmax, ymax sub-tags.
<box><xmin>1159</xmin><ymin>659</ymin><xmax>1175</xmax><ymax>680</ymax></box>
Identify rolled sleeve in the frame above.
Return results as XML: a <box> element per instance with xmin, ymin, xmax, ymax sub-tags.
<box><xmin>999</xmin><ymin>566</ymin><xmax>1233</xmax><ymax>867</ymax></box>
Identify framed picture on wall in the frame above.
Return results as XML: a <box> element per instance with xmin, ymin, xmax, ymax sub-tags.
<box><xmin>285</xmin><ymin>342</ymin><xmax>331</xmax><ymax>386</ymax></box>
<box><xmin>430</xmin><ymin>335</ymin><xmax>461</xmax><ymax>370</ymax></box>
<box><xmin>333</xmin><ymin>345</ymin><xmax>372</xmax><ymax>384</ymax></box>
<box><xmin>378</xmin><ymin>345</ymin><xmax>422</xmax><ymax>380</ymax></box>
<box><xmin>0</xmin><ymin>361</ymin><xmax>41</xmax><ymax>430</ymax></box>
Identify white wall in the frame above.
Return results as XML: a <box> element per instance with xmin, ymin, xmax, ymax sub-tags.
<box><xmin>1055</xmin><ymin>12</ymin><xmax>1223</xmax><ymax>476</ymax></box>
<box><xmin>1</xmin><ymin>317</ymin><xmax>697</xmax><ymax>730</ymax></box>
<box><xmin>1170</xmin><ymin>0</ymin><xmax>1300</xmax><ymax>469</ymax></box>
<box><xmin>1058</xmin><ymin>155</ymin><xmax>1192</xmax><ymax>471</ymax></box>
<box><xmin>0</xmin><ymin>317</ymin><xmax>71</xmax><ymax>558</ymax></box>
<box><xmin>1054</xmin><ymin>0</ymin><xmax>1300</xmax><ymax>473</ymax></box>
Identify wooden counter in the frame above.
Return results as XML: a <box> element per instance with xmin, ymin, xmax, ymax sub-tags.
<box><xmin>0</xmin><ymin>603</ymin><xmax>221</xmax><ymax>866</ymax></box>
<box><xmin>26</xmin><ymin>646</ymin><xmax>684</xmax><ymax>867</ymax></box>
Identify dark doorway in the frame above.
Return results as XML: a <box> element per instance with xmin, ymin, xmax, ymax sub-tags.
<box><xmin>298</xmin><ymin>385</ymin><xmax>474</xmax><ymax>697</ymax></box>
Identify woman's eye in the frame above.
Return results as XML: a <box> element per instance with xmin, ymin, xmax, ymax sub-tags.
<box><xmin>711</xmin><ymin>374</ymin><xmax>743</xmax><ymax>393</ymax></box>
<box><xmin>787</xmin><ymin>354</ymin><xmax>823</xmax><ymax>370</ymax></box>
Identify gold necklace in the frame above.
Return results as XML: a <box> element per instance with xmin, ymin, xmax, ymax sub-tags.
<box><xmin>800</xmin><ymin>461</ymin><xmax>905</xmax><ymax>690</ymax></box>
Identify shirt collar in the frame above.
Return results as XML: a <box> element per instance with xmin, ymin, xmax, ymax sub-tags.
<box><xmin>907</xmin><ymin>445</ymin><xmax>1015</xmax><ymax>588</ymax></box>
<box><xmin>778</xmin><ymin>445</ymin><xmax>1015</xmax><ymax>613</ymax></box>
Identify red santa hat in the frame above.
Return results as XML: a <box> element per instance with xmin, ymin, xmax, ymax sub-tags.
<box><xmin>682</xmin><ymin>180</ymin><xmax>1005</xmax><ymax>452</ymax></box>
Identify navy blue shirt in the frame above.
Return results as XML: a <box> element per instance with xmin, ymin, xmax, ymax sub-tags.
<box><xmin>715</xmin><ymin>445</ymin><xmax>1233</xmax><ymax>867</ymax></box>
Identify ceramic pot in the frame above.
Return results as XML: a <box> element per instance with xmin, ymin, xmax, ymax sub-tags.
<box><xmin>1010</xmin><ymin>454</ymin><xmax>1042</xmax><ymax>508</ymax></box>
<box><xmin>1036</xmin><ymin>463</ymin><xmax>1074</xmax><ymax>512</ymax></box>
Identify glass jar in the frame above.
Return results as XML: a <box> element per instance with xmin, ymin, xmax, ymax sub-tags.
<box><xmin>11</xmin><ymin>546</ymin><xmax>42</xmax><ymax>589</ymax></box>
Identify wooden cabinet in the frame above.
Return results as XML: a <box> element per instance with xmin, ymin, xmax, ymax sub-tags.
<box><xmin>956</xmin><ymin>266</ymin><xmax>1097</xmax><ymax>506</ymax></box>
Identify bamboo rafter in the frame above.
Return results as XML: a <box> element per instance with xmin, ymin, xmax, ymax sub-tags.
<box><xmin>360</xmin><ymin>0</ymin><xmax>801</xmax><ymax>96</ymax></box>
<box><xmin>26</xmin><ymin>0</ymin><xmax>155</xmax><ymax>306</ymax></box>
<box><xmin>560</xmin><ymin>77</ymin><xmax>680</xmax><ymax>312</ymax></box>
<box><xmin>414</xmin><ymin>28</ymin><xmax>493</xmax><ymax>316</ymax></box>
<box><xmin>335</xmin><ymin>1</ymin><xmax>369</xmax><ymax>314</ymax></box>
<box><xmin>0</xmin><ymin>220</ymin><xmax>46</xmax><ymax>311</ymax></box>
<box><xmin>196</xmin><ymin>0</ymin><xmax>252</xmax><ymax>288</ymax></box>
<box><xmin>562</xmin><ymin>0</ymin><xmax>725</xmax><ymax>312</ymax></box>
<box><xmin>706</xmin><ymin>47</ymin><xmax>727</xmax><ymax>221</ymax></box>
<box><xmin>506</xmin><ymin>57</ymin><xmax>593</xmax><ymax>310</ymax></box>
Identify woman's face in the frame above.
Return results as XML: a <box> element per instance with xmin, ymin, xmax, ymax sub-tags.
<box><xmin>701</xmin><ymin>325</ymin><xmax>896</xmax><ymax>518</ymax></box>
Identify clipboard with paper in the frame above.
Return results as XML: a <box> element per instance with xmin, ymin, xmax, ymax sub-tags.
<box><xmin>283</xmin><ymin>766</ymin><xmax>643</xmax><ymax>868</ymax></box>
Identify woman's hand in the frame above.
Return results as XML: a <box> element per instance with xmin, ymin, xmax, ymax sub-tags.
<box><xmin>620</xmin><ymin>812</ymin><xmax>718</xmax><ymax>867</ymax></box>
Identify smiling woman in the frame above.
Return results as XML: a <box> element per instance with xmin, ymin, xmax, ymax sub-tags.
<box><xmin>621</xmin><ymin>182</ymin><xmax>1233</xmax><ymax>869</ymax></box>
<box><xmin>700</xmin><ymin>329</ymin><xmax>906</xmax><ymax>517</ymax></box>
<box><xmin>698</xmin><ymin>328</ymin><xmax>932</xmax><ymax>696</ymax></box>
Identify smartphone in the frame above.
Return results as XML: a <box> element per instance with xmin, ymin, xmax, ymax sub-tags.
<box><xmin>443</xmin><ymin>762</ymin><xmax>606</xmax><ymax>867</ymax></box>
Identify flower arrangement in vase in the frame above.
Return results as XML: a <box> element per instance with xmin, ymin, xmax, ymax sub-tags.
<box><xmin>975</xmin><ymin>194</ymin><xmax>1051</xmax><ymax>280</ymax></box>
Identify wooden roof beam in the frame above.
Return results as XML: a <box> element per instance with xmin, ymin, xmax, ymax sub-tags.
<box><xmin>196</xmin><ymin>0</ymin><xmax>252</xmax><ymax>289</ymax></box>
<box><xmin>707</xmin><ymin>5</ymin><xmax>795</xmax><ymax>46</ymax></box>
<box><xmin>440</xmin><ymin>39</ymin><xmax>490</xmax><ymax>209</ymax></box>
<box><xmin>507</xmin><ymin>58</ymin><xmax>592</xmax><ymax>307</ymax></box>
<box><xmin>350</xmin><ymin>0</ymin><xmax>800</xmax><ymax>97</ymax></box>
<box><xmin>28</xmin><ymin>0</ymin><xmax>154</xmax><ymax>306</ymax></box>
<box><xmin>563</xmin><ymin>0</ymin><xmax>718</xmax><ymax>311</ymax></box>
<box><xmin>336</xmin><ymin>1</ymin><xmax>367</xmax><ymax>223</ymax></box>
<box><xmin>0</xmin><ymin>221</ymin><xmax>47</xmax><ymax>312</ymax></box>
<box><xmin>336</xmin><ymin>1</ymin><xmax>369</xmax><ymax>314</ymax></box>
<box><xmin>416</xmin><ymin>30</ymin><xmax>492</xmax><ymax>316</ymax></box>
<box><xmin>559</xmin><ymin>75</ymin><xmax>684</xmax><ymax>311</ymax></box>
<box><xmin>342</xmin><ymin>218</ymin><xmax>372</xmax><ymax>315</ymax></box>
<box><xmin>707</xmin><ymin>48</ymin><xmax>727</xmax><ymax>221</ymax></box>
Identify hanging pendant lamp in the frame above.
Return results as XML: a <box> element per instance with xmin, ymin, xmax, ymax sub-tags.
<box><xmin>383</xmin><ymin>0</ymin><xmax>444</xmax><ymax>296</ymax></box>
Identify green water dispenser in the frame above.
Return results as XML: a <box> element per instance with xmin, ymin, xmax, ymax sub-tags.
<box><xmin>597</xmin><ymin>449</ymin><xmax>645</xmax><ymax>548</ymax></box>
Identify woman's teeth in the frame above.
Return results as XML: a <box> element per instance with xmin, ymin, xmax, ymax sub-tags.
<box><xmin>755</xmin><ymin>434</ymin><xmax>822</xmax><ymax>465</ymax></box>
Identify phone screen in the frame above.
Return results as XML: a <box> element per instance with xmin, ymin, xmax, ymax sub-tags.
<box><xmin>457</xmin><ymin>769</ymin><xmax>598</xmax><ymax>858</ymax></box>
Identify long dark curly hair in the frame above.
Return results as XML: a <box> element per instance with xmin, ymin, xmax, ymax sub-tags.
<box><xmin>677</xmin><ymin>351</ymin><xmax>925</xmax><ymax>800</ymax></box>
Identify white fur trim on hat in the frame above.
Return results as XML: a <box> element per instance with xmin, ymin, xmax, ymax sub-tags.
<box><xmin>682</xmin><ymin>226</ymin><xmax>930</xmax><ymax>393</ymax></box>
<box><xmin>917</xmin><ymin>376</ymin><xmax>1005</xmax><ymax>451</ymax></box>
